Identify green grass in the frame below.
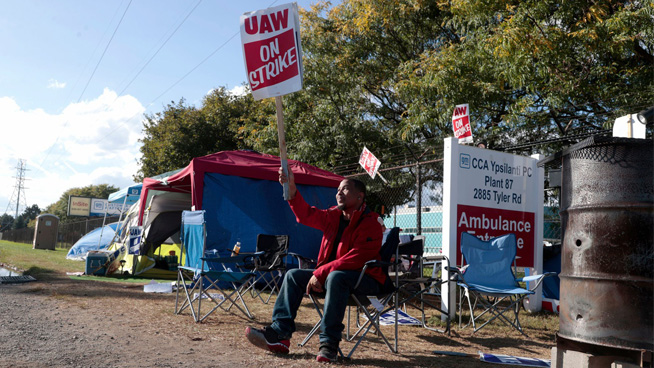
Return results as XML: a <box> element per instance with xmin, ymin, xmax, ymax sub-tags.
<box><xmin>0</xmin><ymin>240</ymin><xmax>84</xmax><ymax>279</ymax></box>
<box><xmin>0</xmin><ymin>240</ymin><xmax>170</xmax><ymax>284</ymax></box>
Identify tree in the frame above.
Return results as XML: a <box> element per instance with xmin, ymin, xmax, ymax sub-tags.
<box><xmin>0</xmin><ymin>213</ymin><xmax>14</xmax><ymax>231</ymax></box>
<box><xmin>22</xmin><ymin>204</ymin><xmax>41</xmax><ymax>222</ymax></box>
<box><xmin>397</xmin><ymin>0</ymin><xmax>653</xmax><ymax>153</ymax></box>
<box><xmin>44</xmin><ymin>184</ymin><xmax>118</xmax><ymax>224</ymax></box>
<box><xmin>135</xmin><ymin>87</ymin><xmax>276</xmax><ymax>181</ymax></box>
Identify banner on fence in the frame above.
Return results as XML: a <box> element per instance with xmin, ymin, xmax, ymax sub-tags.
<box><xmin>442</xmin><ymin>137</ymin><xmax>544</xmax><ymax>315</ymax></box>
<box><xmin>241</xmin><ymin>2</ymin><xmax>303</xmax><ymax>100</ymax></box>
<box><xmin>128</xmin><ymin>226</ymin><xmax>143</xmax><ymax>255</ymax></box>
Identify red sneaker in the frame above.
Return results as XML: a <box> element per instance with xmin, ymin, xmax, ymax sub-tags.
<box><xmin>245</xmin><ymin>326</ymin><xmax>290</xmax><ymax>354</ymax></box>
<box><xmin>316</xmin><ymin>345</ymin><xmax>338</xmax><ymax>363</ymax></box>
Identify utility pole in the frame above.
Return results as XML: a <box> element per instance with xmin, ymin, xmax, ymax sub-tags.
<box><xmin>4</xmin><ymin>159</ymin><xmax>29</xmax><ymax>226</ymax></box>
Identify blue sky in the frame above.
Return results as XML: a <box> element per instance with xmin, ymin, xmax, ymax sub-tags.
<box><xmin>0</xmin><ymin>0</ymin><xmax>319</xmax><ymax>214</ymax></box>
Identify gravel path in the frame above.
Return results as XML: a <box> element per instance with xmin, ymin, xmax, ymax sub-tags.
<box><xmin>0</xmin><ymin>276</ymin><xmax>556</xmax><ymax>368</ymax></box>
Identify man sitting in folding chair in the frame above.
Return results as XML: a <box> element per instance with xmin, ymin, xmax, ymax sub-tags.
<box><xmin>246</xmin><ymin>168</ymin><xmax>385</xmax><ymax>363</ymax></box>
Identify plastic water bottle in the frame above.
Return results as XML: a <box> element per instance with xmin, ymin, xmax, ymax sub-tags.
<box><xmin>232</xmin><ymin>241</ymin><xmax>241</xmax><ymax>256</ymax></box>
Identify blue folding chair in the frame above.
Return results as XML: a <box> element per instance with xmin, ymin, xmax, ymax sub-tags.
<box><xmin>175</xmin><ymin>210</ymin><xmax>206</xmax><ymax>321</ymax></box>
<box><xmin>450</xmin><ymin>232</ymin><xmax>554</xmax><ymax>335</ymax></box>
<box><xmin>174</xmin><ymin>210</ymin><xmax>260</xmax><ymax>322</ymax></box>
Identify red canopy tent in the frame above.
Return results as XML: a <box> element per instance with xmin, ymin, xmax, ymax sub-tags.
<box><xmin>138</xmin><ymin>150</ymin><xmax>343</xmax><ymax>225</ymax></box>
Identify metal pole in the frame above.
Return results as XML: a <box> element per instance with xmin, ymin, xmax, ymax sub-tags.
<box><xmin>416</xmin><ymin>162</ymin><xmax>422</xmax><ymax>235</ymax></box>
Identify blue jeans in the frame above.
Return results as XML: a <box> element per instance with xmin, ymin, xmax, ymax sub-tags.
<box><xmin>270</xmin><ymin>268</ymin><xmax>381</xmax><ymax>347</ymax></box>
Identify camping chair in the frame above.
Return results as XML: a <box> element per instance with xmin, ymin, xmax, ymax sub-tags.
<box><xmin>175</xmin><ymin>210</ymin><xmax>260</xmax><ymax>322</ymax></box>
<box><xmin>450</xmin><ymin>232</ymin><xmax>554</xmax><ymax>335</ymax></box>
<box><xmin>298</xmin><ymin>227</ymin><xmax>402</xmax><ymax>359</ymax></box>
<box><xmin>241</xmin><ymin>234</ymin><xmax>290</xmax><ymax>304</ymax></box>
<box><xmin>392</xmin><ymin>236</ymin><xmax>451</xmax><ymax>334</ymax></box>
<box><xmin>175</xmin><ymin>210</ymin><xmax>206</xmax><ymax>322</ymax></box>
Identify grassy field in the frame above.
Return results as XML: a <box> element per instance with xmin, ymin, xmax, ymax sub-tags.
<box><xmin>0</xmin><ymin>240</ymin><xmax>85</xmax><ymax>278</ymax></box>
<box><xmin>0</xmin><ymin>240</ymin><xmax>168</xmax><ymax>284</ymax></box>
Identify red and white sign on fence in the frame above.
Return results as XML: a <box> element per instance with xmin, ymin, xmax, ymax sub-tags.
<box><xmin>240</xmin><ymin>3</ymin><xmax>304</xmax><ymax>101</ymax></box>
<box><xmin>359</xmin><ymin>147</ymin><xmax>382</xmax><ymax>179</ymax></box>
<box><xmin>452</xmin><ymin>103</ymin><xmax>473</xmax><ymax>144</ymax></box>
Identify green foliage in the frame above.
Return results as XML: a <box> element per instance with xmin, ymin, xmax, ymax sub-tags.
<box><xmin>135</xmin><ymin>87</ymin><xmax>276</xmax><ymax>180</ymax></box>
<box><xmin>44</xmin><ymin>184</ymin><xmax>118</xmax><ymax>224</ymax></box>
<box><xmin>0</xmin><ymin>213</ymin><xmax>13</xmax><ymax>230</ymax></box>
<box><xmin>132</xmin><ymin>0</ymin><xmax>651</xmax><ymax>211</ymax></box>
<box><xmin>398</xmin><ymin>0</ymin><xmax>653</xmax><ymax>153</ymax></box>
<box><xmin>0</xmin><ymin>204</ymin><xmax>40</xmax><ymax>230</ymax></box>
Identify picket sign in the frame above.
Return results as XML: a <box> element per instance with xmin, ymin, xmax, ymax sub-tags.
<box><xmin>241</xmin><ymin>3</ymin><xmax>304</xmax><ymax>199</ymax></box>
<box><xmin>452</xmin><ymin>104</ymin><xmax>473</xmax><ymax>144</ymax></box>
<box><xmin>359</xmin><ymin>147</ymin><xmax>387</xmax><ymax>183</ymax></box>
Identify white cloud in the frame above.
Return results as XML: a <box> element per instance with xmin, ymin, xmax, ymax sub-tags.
<box><xmin>0</xmin><ymin>89</ymin><xmax>145</xmax><ymax>212</ymax></box>
<box><xmin>47</xmin><ymin>79</ymin><xmax>66</xmax><ymax>89</ymax></box>
<box><xmin>228</xmin><ymin>85</ymin><xmax>247</xmax><ymax>96</ymax></box>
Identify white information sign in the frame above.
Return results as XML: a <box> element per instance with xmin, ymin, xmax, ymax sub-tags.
<box><xmin>442</xmin><ymin>137</ymin><xmax>544</xmax><ymax>317</ymax></box>
<box><xmin>90</xmin><ymin>199</ymin><xmax>129</xmax><ymax>217</ymax></box>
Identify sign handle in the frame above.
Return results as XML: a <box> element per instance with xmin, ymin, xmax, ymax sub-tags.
<box><xmin>275</xmin><ymin>96</ymin><xmax>290</xmax><ymax>200</ymax></box>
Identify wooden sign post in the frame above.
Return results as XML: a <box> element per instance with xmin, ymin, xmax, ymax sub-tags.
<box><xmin>275</xmin><ymin>96</ymin><xmax>290</xmax><ymax>199</ymax></box>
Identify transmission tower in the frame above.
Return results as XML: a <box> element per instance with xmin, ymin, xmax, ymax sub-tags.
<box><xmin>4</xmin><ymin>159</ymin><xmax>29</xmax><ymax>223</ymax></box>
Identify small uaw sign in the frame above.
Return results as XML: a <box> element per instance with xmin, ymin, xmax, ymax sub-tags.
<box><xmin>452</xmin><ymin>104</ymin><xmax>473</xmax><ymax>144</ymax></box>
<box><xmin>359</xmin><ymin>147</ymin><xmax>387</xmax><ymax>183</ymax></box>
<box><xmin>241</xmin><ymin>2</ymin><xmax>304</xmax><ymax>200</ymax></box>
<box><xmin>128</xmin><ymin>226</ymin><xmax>143</xmax><ymax>255</ymax></box>
<box><xmin>240</xmin><ymin>2</ymin><xmax>303</xmax><ymax>101</ymax></box>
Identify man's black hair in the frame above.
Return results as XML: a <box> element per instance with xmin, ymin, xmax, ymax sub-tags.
<box><xmin>346</xmin><ymin>178</ymin><xmax>367</xmax><ymax>198</ymax></box>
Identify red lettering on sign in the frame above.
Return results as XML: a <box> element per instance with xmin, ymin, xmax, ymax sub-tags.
<box><xmin>244</xmin><ymin>9</ymin><xmax>289</xmax><ymax>35</ymax></box>
<box><xmin>456</xmin><ymin>204</ymin><xmax>535</xmax><ymax>267</ymax></box>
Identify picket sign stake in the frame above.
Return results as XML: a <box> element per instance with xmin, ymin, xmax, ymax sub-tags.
<box><xmin>240</xmin><ymin>3</ymin><xmax>304</xmax><ymax>200</ymax></box>
<box><xmin>275</xmin><ymin>96</ymin><xmax>290</xmax><ymax>200</ymax></box>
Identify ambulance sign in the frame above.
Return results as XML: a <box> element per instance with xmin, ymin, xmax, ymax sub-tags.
<box><xmin>452</xmin><ymin>103</ymin><xmax>473</xmax><ymax>143</ymax></box>
<box><xmin>240</xmin><ymin>3</ymin><xmax>303</xmax><ymax>100</ymax></box>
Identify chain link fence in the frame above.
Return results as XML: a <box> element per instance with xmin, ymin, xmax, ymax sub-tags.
<box><xmin>336</xmin><ymin>152</ymin><xmax>562</xmax><ymax>255</ymax></box>
<box><xmin>340</xmin><ymin>157</ymin><xmax>446</xmax><ymax>256</ymax></box>
<box><xmin>1</xmin><ymin>216</ymin><xmax>120</xmax><ymax>249</ymax></box>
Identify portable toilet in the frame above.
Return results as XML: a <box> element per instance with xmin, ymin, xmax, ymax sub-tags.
<box><xmin>33</xmin><ymin>214</ymin><xmax>59</xmax><ymax>250</ymax></box>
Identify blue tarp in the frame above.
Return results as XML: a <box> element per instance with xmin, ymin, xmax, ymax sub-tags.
<box><xmin>66</xmin><ymin>222</ymin><xmax>122</xmax><ymax>261</ymax></box>
<box><xmin>201</xmin><ymin>173</ymin><xmax>337</xmax><ymax>263</ymax></box>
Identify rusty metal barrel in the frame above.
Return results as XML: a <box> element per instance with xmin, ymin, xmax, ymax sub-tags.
<box><xmin>558</xmin><ymin>136</ymin><xmax>653</xmax><ymax>352</ymax></box>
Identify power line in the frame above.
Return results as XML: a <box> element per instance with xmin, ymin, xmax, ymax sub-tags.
<box><xmin>39</xmin><ymin>0</ymin><xmax>134</xmax><ymax>168</ymax></box>
<box><xmin>78</xmin><ymin>0</ymin><xmax>133</xmax><ymax>101</ymax></box>
<box><xmin>118</xmin><ymin>0</ymin><xmax>204</xmax><ymax>96</ymax></box>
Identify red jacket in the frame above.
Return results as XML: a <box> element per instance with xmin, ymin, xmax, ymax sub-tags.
<box><xmin>288</xmin><ymin>191</ymin><xmax>386</xmax><ymax>286</ymax></box>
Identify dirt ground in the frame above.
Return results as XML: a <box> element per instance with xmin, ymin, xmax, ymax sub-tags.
<box><xmin>0</xmin><ymin>275</ymin><xmax>556</xmax><ymax>368</ymax></box>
